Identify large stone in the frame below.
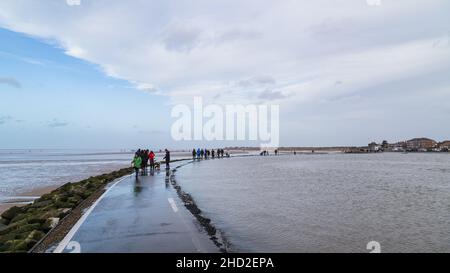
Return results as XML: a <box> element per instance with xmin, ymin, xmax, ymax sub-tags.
<box><xmin>0</xmin><ymin>222</ymin><xmax>40</xmax><ymax>236</ymax></box>
<box><xmin>48</xmin><ymin>218</ymin><xmax>60</xmax><ymax>229</ymax></box>
<box><xmin>57</xmin><ymin>208</ymin><xmax>71</xmax><ymax>218</ymax></box>
<box><xmin>28</xmin><ymin>217</ymin><xmax>47</xmax><ymax>225</ymax></box>
<box><xmin>27</xmin><ymin>230</ymin><xmax>45</xmax><ymax>241</ymax></box>
<box><xmin>31</xmin><ymin>200</ymin><xmax>52</xmax><ymax>208</ymax></box>
<box><xmin>1</xmin><ymin>206</ymin><xmax>23</xmax><ymax>222</ymax></box>
<box><xmin>5</xmin><ymin>239</ymin><xmax>28</xmax><ymax>252</ymax></box>
<box><xmin>37</xmin><ymin>192</ymin><xmax>54</xmax><ymax>202</ymax></box>
<box><xmin>67</xmin><ymin>195</ymin><xmax>82</xmax><ymax>205</ymax></box>
<box><xmin>41</xmin><ymin>218</ymin><xmax>59</xmax><ymax>232</ymax></box>
<box><xmin>9</xmin><ymin>213</ymin><xmax>29</xmax><ymax>224</ymax></box>
<box><xmin>54</xmin><ymin>200</ymin><xmax>72</xmax><ymax>209</ymax></box>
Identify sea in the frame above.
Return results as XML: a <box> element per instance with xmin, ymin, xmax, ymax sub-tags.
<box><xmin>174</xmin><ymin>152</ymin><xmax>450</xmax><ymax>252</ymax></box>
<box><xmin>0</xmin><ymin>149</ymin><xmax>187</xmax><ymax>205</ymax></box>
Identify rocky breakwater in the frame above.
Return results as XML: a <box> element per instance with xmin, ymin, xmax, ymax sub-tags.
<box><xmin>0</xmin><ymin>167</ymin><xmax>132</xmax><ymax>253</ymax></box>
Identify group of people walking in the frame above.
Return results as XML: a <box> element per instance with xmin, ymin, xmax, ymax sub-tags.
<box><xmin>192</xmin><ymin>148</ymin><xmax>228</xmax><ymax>160</ymax></box>
<box><xmin>132</xmin><ymin>148</ymin><xmax>229</xmax><ymax>179</ymax></box>
<box><xmin>131</xmin><ymin>149</ymin><xmax>171</xmax><ymax>178</ymax></box>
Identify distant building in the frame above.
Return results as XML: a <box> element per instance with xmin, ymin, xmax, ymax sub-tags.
<box><xmin>438</xmin><ymin>140</ymin><xmax>450</xmax><ymax>150</ymax></box>
<box><xmin>406</xmin><ymin>138</ymin><xmax>437</xmax><ymax>151</ymax></box>
<box><xmin>368</xmin><ymin>142</ymin><xmax>381</xmax><ymax>152</ymax></box>
<box><xmin>388</xmin><ymin>141</ymin><xmax>406</xmax><ymax>151</ymax></box>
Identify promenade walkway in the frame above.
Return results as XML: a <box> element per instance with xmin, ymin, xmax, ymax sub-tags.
<box><xmin>54</xmin><ymin>161</ymin><xmax>218</xmax><ymax>253</ymax></box>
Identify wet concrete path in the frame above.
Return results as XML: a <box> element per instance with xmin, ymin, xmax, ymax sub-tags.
<box><xmin>54</xmin><ymin>161</ymin><xmax>219</xmax><ymax>253</ymax></box>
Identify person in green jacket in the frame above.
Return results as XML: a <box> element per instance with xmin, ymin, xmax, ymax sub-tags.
<box><xmin>132</xmin><ymin>152</ymin><xmax>142</xmax><ymax>179</ymax></box>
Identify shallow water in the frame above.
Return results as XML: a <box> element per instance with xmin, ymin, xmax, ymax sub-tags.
<box><xmin>0</xmin><ymin>149</ymin><xmax>189</xmax><ymax>203</ymax></box>
<box><xmin>175</xmin><ymin>153</ymin><xmax>450</xmax><ymax>253</ymax></box>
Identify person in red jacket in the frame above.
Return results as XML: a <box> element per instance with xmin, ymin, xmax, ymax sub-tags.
<box><xmin>149</xmin><ymin>150</ymin><xmax>155</xmax><ymax>170</ymax></box>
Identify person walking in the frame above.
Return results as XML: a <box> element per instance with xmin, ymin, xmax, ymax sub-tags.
<box><xmin>163</xmin><ymin>149</ymin><xmax>171</xmax><ymax>169</ymax></box>
<box><xmin>197</xmin><ymin>148</ymin><xmax>201</xmax><ymax>159</ymax></box>
<box><xmin>192</xmin><ymin>149</ymin><xmax>196</xmax><ymax>160</ymax></box>
<box><xmin>141</xmin><ymin>150</ymin><xmax>149</xmax><ymax>175</ymax></box>
<box><xmin>132</xmin><ymin>152</ymin><xmax>142</xmax><ymax>179</ymax></box>
<box><xmin>149</xmin><ymin>150</ymin><xmax>155</xmax><ymax>170</ymax></box>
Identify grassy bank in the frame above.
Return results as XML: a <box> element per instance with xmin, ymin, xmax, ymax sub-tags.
<box><xmin>0</xmin><ymin>167</ymin><xmax>133</xmax><ymax>253</ymax></box>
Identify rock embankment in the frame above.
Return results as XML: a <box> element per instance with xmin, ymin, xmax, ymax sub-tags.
<box><xmin>0</xmin><ymin>167</ymin><xmax>132</xmax><ymax>253</ymax></box>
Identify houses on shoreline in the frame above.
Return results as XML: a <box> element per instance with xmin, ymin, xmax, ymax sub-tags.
<box><xmin>367</xmin><ymin>138</ymin><xmax>450</xmax><ymax>153</ymax></box>
<box><xmin>224</xmin><ymin>139</ymin><xmax>450</xmax><ymax>154</ymax></box>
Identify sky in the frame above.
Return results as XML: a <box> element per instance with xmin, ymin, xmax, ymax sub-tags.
<box><xmin>0</xmin><ymin>0</ymin><xmax>449</xmax><ymax>149</ymax></box>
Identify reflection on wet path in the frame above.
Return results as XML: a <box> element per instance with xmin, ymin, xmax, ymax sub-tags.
<box><xmin>57</xmin><ymin>161</ymin><xmax>218</xmax><ymax>253</ymax></box>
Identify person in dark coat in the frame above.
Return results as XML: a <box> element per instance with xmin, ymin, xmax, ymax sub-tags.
<box><xmin>163</xmin><ymin>149</ymin><xmax>171</xmax><ymax>169</ymax></box>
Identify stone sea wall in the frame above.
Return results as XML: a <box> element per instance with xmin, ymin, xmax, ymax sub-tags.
<box><xmin>0</xmin><ymin>167</ymin><xmax>133</xmax><ymax>253</ymax></box>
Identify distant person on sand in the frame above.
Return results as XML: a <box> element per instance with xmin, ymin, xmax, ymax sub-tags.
<box><xmin>149</xmin><ymin>150</ymin><xmax>155</xmax><ymax>170</ymax></box>
<box><xmin>192</xmin><ymin>149</ymin><xmax>196</xmax><ymax>160</ymax></box>
<box><xmin>200</xmin><ymin>149</ymin><xmax>204</xmax><ymax>159</ymax></box>
<box><xmin>132</xmin><ymin>153</ymin><xmax>142</xmax><ymax>179</ymax></box>
<box><xmin>197</xmin><ymin>148</ymin><xmax>201</xmax><ymax>159</ymax></box>
<box><xmin>163</xmin><ymin>149</ymin><xmax>170</xmax><ymax>169</ymax></box>
<box><xmin>211</xmin><ymin>149</ymin><xmax>215</xmax><ymax>158</ymax></box>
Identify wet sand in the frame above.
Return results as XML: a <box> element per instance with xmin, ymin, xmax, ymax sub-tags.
<box><xmin>0</xmin><ymin>185</ymin><xmax>59</xmax><ymax>214</ymax></box>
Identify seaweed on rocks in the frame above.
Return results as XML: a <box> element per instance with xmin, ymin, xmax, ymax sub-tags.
<box><xmin>0</xmin><ymin>167</ymin><xmax>133</xmax><ymax>253</ymax></box>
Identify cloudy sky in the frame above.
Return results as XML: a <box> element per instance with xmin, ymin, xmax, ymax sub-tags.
<box><xmin>0</xmin><ymin>0</ymin><xmax>449</xmax><ymax>149</ymax></box>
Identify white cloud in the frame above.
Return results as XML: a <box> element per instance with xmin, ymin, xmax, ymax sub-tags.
<box><xmin>0</xmin><ymin>0</ymin><xmax>449</xmax><ymax>145</ymax></box>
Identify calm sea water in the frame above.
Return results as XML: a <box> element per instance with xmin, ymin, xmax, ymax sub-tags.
<box><xmin>0</xmin><ymin>149</ymin><xmax>189</xmax><ymax>204</ymax></box>
<box><xmin>175</xmin><ymin>153</ymin><xmax>450</xmax><ymax>253</ymax></box>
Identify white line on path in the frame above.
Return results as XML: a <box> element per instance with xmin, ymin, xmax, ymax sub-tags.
<box><xmin>168</xmin><ymin>198</ymin><xmax>179</xmax><ymax>213</ymax></box>
<box><xmin>168</xmin><ymin>195</ymin><xmax>203</xmax><ymax>252</ymax></box>
<box><xmin>53</xmin><ymin>176</ymin><xmax>128</xmax><ymax>253</ymax></box>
